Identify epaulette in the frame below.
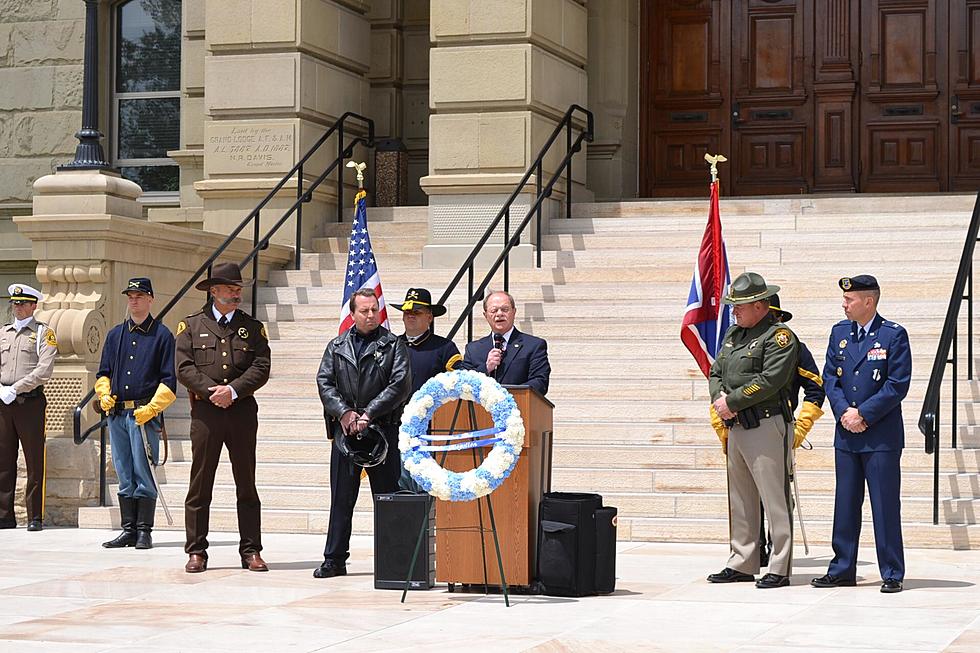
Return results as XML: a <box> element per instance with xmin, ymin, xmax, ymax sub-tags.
<box><xmin>880</xmin><ymin>320</ymin><xmax>904</xmax><ymax>331</ymax></box>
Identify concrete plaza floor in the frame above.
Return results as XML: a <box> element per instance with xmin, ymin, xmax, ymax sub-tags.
<box><xmin>0</xmin><ymin>528</ymin><xmax>979</xmax><ymax>652</ymax></box>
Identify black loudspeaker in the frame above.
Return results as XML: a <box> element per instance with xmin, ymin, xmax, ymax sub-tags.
<box><xmin>373</xmin><ymin>493</ymin><xmax>435</xmax><ymax>590</ymax></box>
<box><xmin>537</xmin><ymin>492</ymin><xmax>618</xmax><ymax>596</ymax></box>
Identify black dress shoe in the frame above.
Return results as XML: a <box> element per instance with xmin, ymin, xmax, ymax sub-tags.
<box><xmin>313</xmin><ymin>560</ymin><xmax>347</xmax><ymax>579</ymax></box>
<box><xmin>756</xmin><ymin>573</ymin><xmax>790</xmax><ymax>588</ymax></box>
<box><xmin>26</xmin><ymin>519</ymin><xmax>42</xmax><ymax>532</ymax></box>
<box><xmin>880</xmin><ymin>579</ymin><xmax>903</xmax><ymax>593</ymax></box>
<box><xmin>0</xmin><ymin>519</ymin><xmax>15</xmax><ymax>529</ymax></box>
<box><xmin>707</xmin><ymin>567</ymin><xmax>755</xmax><ymax>583</ymax></box>
<box><xmin>810</xmin><ymin>573</ymin><xmax>856</xmax><ymax>588</ymax></box>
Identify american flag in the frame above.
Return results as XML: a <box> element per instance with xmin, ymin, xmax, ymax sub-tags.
<box><xmin>338</xmin><ymin>190</ymin><xmax>390</xmax><ymax>334</ymax></box>
<box><xmin>680</xmin><ymin>179</ymin><xmax>732</xmax><ymax>378</ymax></box>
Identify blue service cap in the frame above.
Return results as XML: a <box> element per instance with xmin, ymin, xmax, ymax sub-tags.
<box><xmin>839</xmin><ymin>275</ymin><xmax>879</xmax><ymax>292</ymax></box>
<box><xmin>122</xmin><ymin>277</ymin><xmax>154</xmax><ymax>296</ymax></box>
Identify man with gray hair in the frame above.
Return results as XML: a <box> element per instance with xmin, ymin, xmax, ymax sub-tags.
<box><xmin>461</xmin><ymin>290</ymin><xmax>551</xmax><ymax>396</ymax></box>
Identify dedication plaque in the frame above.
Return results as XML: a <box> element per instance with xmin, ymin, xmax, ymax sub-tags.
<box><xmin>204</xmin><ymin>122</ymin><xmax>295</xmax><ymax>175</ymax></box>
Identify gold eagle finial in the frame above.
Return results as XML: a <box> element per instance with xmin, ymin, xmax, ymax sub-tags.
<box><xmin>346</xmin><ymin>160</ymin><xmax>367</xmax><ymax>189</ymax></box>
<box><xmin>704</xmin><ymin>153</ymin><xmax>728</xmax><ymax>183</ymax></box>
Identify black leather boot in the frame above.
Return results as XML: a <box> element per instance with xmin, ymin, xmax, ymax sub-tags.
<box><xmin>135</xmin><ymin>497</ymin><xmax>155</xmax><ymax>550</ymax></box>
<box><xmin>103</xmin><ymin>496</ymin><xmax>138</xmax><ymax>548</ymax></box>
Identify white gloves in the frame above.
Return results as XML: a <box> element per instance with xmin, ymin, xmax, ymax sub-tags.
<box><xmin>0</xmin><ymin>386</ymin><xmax>17</xmax><ymax>405</ymax></box>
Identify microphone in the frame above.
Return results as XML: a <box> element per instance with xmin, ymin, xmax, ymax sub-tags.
<box><xmin>492</xmin><ymin>334</ymin><xmax>505</xmax><ymax>379</ymax></box>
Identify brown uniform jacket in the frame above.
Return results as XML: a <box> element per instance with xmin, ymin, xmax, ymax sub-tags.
<box><xmin>175</xmin><ymin>308</ymin><xmax>271</xmax><ymax>400</ymax></box>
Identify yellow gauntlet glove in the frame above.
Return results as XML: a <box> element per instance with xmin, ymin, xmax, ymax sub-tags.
<box><xmin>709</xmin><ymin>405</ymin><xmax>729</xmax><ymax>454</ymax></box>
<box><xmin>793</xmin><ymin>400</ymin><xmax>824</xmax><ymax>449</ymax></box>
<box><xmin>133</xmin><ymin>383</ymin><xmax>177</xmax><ymax>426</ymax></box>
<box><xmin>94</xmin><ymin>376</ymin><xmax>115</xmax><ymax>413</ymax></box>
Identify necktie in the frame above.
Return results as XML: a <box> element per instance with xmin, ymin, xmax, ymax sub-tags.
<box><xmin>218</xmin><ymin>316</ymin><xmax>228</xmax><ymax>328</ymax></box>
<box><xmin>857</xmin><ymin>327</ymin><xmax>866</xmax><ymax>343</ymax></box>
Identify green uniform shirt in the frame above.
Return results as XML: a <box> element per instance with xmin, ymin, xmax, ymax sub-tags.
<box><xmin>709</xmin><ymin>312</ymin><xmax>799</xmax><ymax>413</ymax></box>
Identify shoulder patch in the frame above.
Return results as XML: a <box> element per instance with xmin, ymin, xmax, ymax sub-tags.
<box><xmin>260</xmin><ymin>324</ymin><xmax>268</xmax><ymax>339</ymax></box>
<box><xmin>774</xmin><ymin>328</ymin><xmax>792</xmax><ymax>348</ymax></box>
<box><xmin>176</xmin><ymin>321</ymin><xmax>187</xmax><ymax>336</ymax></box>
<box><xmin>44</xmin><ymin>329</ymin><xmax>57</xmax><ymax>348</ymax></box>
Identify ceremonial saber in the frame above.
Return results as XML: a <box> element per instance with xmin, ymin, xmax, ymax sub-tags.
<box><xmin>140</xmin><ymin>423</ymin><xmax>173</xmax><ymax>525</ymax></box>
<box><xmin>791</xmin><ymin>454</ymin><xmax>809</xmax><ymax>555</ymax></box>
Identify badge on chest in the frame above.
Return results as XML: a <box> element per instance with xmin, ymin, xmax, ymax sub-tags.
<box><xmin>867</xmin><ymin>347</ymin><xmax>887</xmax><ymax>361</ymax></box>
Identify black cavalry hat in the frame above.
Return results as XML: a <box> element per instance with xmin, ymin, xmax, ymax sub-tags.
<box><xmin>122</xmin><ymin>277</ymin><xmax>154</xmax><ymax>296</ymax></box>
<box><xmin>195</xmin><ymin>262</ymin><xmax>253</xmax><ymax>291</ymax></box>
<box><xmin>390</xmin><ymin>288</ymin><xmax>447</xmax><ymax>317</ymax></box>
<box><xmin>768</xmin><ymin>293</ymin><xmax>793</xmax><ymax>322</ymax></box>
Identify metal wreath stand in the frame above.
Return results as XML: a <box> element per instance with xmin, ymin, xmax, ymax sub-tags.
<box><xmin>400</xmin><ymin>398</ymin><xmax>511</xmax><ymax>608</ymax></box>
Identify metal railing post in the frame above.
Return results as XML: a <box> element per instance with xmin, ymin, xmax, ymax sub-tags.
<box><xmin>337</xmin><ymin>122</ymin><xmax>345</xmax><ymax>223</ymax></box>
<box><xmin>952</xmin><ymin>321</ymin><xmax>958</xmax><ymax>449</ymax></box>
<box><xmin>536</xmin><ymin>161</ymin><xmax>543</xmax><ymax>269</ymax></box>
<box><xmin>251</xmin><ymin>214</ymin><xmax>260</xmax><ymax>317</ymax></box>
<box><xmin>467</xmin><ymin>264</ymin><xmax>474</xmax><ymax>342</ymax></box>
<box><xmin>503</xmin><ymin>206</ymin><xmax>510</xmax><ymax>292</ymax></box>
<box><xmin>970</xmin><ymin>262</ymin><xmax>974</xmax><ymax>380</ymax></box>
<box><xmin>566</xmin><ymin>121</ymin><xmax>572</xmax><ymax>221</ymax></box>
<box><xmin>295</xmin><ymin>164</ymin><xmax>304</xmax><ymax>270</ymax></box>
<box><xmin>933</xmin><ymin>403</ymin><xmax>940</xmax><ymax>525</ymax></box>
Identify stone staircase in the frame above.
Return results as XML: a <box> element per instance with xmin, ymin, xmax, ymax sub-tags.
<box><xmin>80</xmin><ymin>196</ymin><xmax>980</xmax><ymax>549</ymax></box>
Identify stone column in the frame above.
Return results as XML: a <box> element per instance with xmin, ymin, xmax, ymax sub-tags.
<box><xmin>586</xmin><ymin>0</ymin><xmax>639</xmax><ymax>201</ymax></box>
<box><xmin>197</xmin><ymin>0</ymin><xmax>373</xmax><ymax>248</ymax></box>
<box><xmin>15</xmin><ymin>169</ymin><xmax>291</xmax><ymax>525</ymax></box>
<box><xmin>422</xmin><ymin>0</ymin><xmax>588</xmax><ymax>269</ymax></box>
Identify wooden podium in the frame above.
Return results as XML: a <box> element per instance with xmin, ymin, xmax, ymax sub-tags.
<box><xmin>431</xmin><ymin>386</ymin><xmax>553</xmax><ymax>587</ymax></box>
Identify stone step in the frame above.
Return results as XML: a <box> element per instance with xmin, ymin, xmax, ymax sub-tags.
<box><xmin>552</xmin><ymin>466</ymin><xmax>980</xmax><ymax>498</ymax></box>
<box><xmin>558</xmin><ymin>212</ymin><xmax>971</xmax><ymax>233</ymax></box>
<box><xmin>617</xmin><ymin>516</ymin><xmax>980</xmax><ymax>549</ymax></box>
<box><xmin>312</xmin><ymin>235</ymin><xmax>427</xmax><ymax>254</ymax></box>
<box><xmin>321</xmin><ymin>220</ymin><xmax>428</xmax><ymax>238</ymax></box>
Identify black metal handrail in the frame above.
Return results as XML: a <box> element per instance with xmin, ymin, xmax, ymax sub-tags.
<box><xmin>918</xmin><ymin>190</ymin><xmax>980</xmax><ymax>524</ymax></box>
<box><xmin>436</xmin><ymin>104</ymin><xmax>593</xmax><ymax>341</ymax></box>
<box><xmin>73</xmin><ymin>112</ymin><xmax>375</xmax><ymax>453</ymax></box>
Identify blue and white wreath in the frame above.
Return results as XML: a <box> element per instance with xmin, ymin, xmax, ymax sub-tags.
<box><xmin>399</xmin><ymin>369</ymin><xmax>525</xmax><ymax>501</ymax></box>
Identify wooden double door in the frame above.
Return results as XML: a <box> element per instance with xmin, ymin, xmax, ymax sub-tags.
<box><xmin>641</xmin><ymin>0</ymin><xmax>980</xmax><ymax>196</ymax></box>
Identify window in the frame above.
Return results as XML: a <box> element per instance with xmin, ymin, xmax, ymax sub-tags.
<box><xmin>113</xmin><ymin>0</ymin><xmax>182</xmax><ymax>193</ymax></box>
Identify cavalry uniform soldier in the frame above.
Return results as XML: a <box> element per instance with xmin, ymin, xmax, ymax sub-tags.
<box><xmin>0</xmin><ymin>284</ymin><xmax>57</xmax><ymax>531</ymax></box>
<box><xmin>391</xmin><ymin>288</ymin><xmax>461</xmax><ymax>394</ymax></box>
<box><xmin>96</xmin><ymin>277</ymin><xmax>176</xmax><ymax>550</ymax></box>
<box><xmin>812</xmin><ymin>275</ymin><xmax>910</xmax><ymax>594</ymax></box>
<box><xmin>175</xmin><ymin>262</ymin><xmax>271</xmax><ymax>574</ymax></box>
<box><xmin>707</xmin><ymin>272</ymin><xmax>798</xmax><ymax>589</ymax></box>
<box><xmin>755</xmin><ymin>294</ymin><xmax>826</xmax><ymax>566</ymax></box>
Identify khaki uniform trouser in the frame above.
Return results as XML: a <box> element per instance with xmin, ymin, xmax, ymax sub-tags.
<box><xmin>727</xmin><ymin>414</ymin><xmax>793</xmax><ymax>576</ymax></box>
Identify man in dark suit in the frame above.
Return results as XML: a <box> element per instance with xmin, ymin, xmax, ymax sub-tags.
<box><xmin>811</xmin><ymin>275</ymin><xmax>911</xmax><ymax>593</ymax></box>
<box><xmin>461</xmin><ymin>291</ymin><xmax>550</xmax><ymax>396</ymax></box>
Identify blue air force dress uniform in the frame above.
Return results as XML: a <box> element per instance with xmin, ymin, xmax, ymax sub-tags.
<box><xmin>819</xmin><ymin>275</ymin><xmax>910</xmax><ymax>590</ymax></box>
<box><xmin>390</xmin><ymin>288</ymin><xmax>462</xmax><ymax>394</ymax></box>
<box><xmin>95</xmin><ymin>278</ymin><xmax>176</xmax><ymax>550</ymax></box>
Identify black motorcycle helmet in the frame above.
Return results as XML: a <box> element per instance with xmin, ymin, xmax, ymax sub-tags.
<box><xmin>335</xmin><ymin>423</ymin><xmax>389</xmax><ymax>468</ymax></box>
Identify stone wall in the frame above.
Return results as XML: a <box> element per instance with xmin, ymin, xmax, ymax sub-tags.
<box><xmin>0</xmin><ymin>0</ymin><xmax>85</xmax><ymax>207</ymax></box>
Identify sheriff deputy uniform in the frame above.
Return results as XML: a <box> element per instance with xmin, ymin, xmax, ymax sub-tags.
<box><xmin>0</xmin><ymin>284</ymin><xmax>57</xmax><ymax>531</ymax></box>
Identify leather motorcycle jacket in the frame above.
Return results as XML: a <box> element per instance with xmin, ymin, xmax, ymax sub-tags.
<box><xmin>317</xmin><ymin>326</ymin><xmax>412</xmax><ymax>435</ymax></box>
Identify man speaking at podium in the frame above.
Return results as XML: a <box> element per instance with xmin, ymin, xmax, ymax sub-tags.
<box><xmin>461</xmin><ymin>291</ymin><xmax>550</xmax><ymax>396</ymax></box>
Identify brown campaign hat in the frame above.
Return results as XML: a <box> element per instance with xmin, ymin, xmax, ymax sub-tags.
<box><xmin>194</xmin><ymin>262</ymin><xmax>253</xmax><ymax>291</ymax></box>
<box><xmin>722</xmin><ymin>272</ymin><xmax>780</xmax><ymax>305</ymax></box>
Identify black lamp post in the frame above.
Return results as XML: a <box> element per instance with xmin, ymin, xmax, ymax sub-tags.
<box><xmin>60</xmin><ymin>0</ymin><xmax>112</xmax><ymax>170</ymax></box>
